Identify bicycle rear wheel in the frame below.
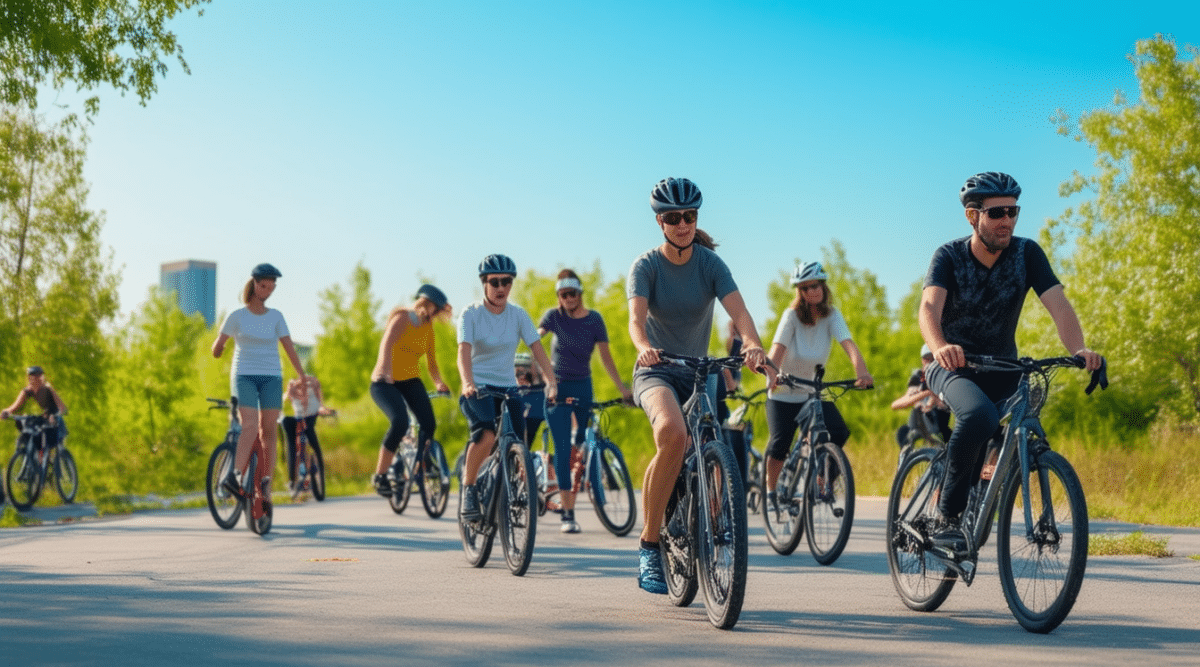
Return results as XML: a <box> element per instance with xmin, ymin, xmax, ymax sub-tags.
<box><xmin>696</xmin><ymin>439</ymin><xmax>747</xmax><ymax>630</ymax></box>
<box><xmin>996</xmin><ymin>449</ymin><xmax>1088</xmax><ymax>634</ymax></box>
<box><xmin>205</xmin><ymin>442</ymin><xmax>242</xmax><ymax>529</ymax></box>
<box><xmin>588</xmin><ymin>439</ymin><xmax>637</xmax><ymax>537</ymax></box>
<box><xmin>762</xmin><ymin>449</ymin><xmax>807</xmax><ymax>555</ymax></box>
<box><xmin>54</xmin><ymin>448</ymin><xmax>78</xmax><ymax>503</ymax></box>
<box><xmin>661</xmin><ymin>478</ymin><xmax>697</xmax><ymax>608</ymax></box>
<box><xmin>419</xmin><ymin>440</ymin><xmax>451</xmax><ymax>519</ymax></box>
<box><xmin>498</xmin><ymin>437</ymin><xmax>537</xmax><ymax>576</ymax></box>
<box><xmin>308</xmin><ymin>442</ymin><xmax>326</xmax><ymax>502</ymax></box>
<box><xmin>388</xmin><ymin>454</ymin><xmax>413</xmax><ymax>514</ymax></box>
<box><xmin>804</xmin><ymin>442</ymin><xmax>855</xmax><ymax>565</ymax></box>
<box><xmin>245</xmin><ymin>452</ymin><xmax>272</xmax><ymax>535</ymax></box>
<box><xmin>886</xmin><ymin>447</ymin><xmax>956</xmax><ymax>612</ymax></box>
<box><xmin>6</xmin><ymin>446</ymin><xmax>40</xmax><ymax>511</ymax></box>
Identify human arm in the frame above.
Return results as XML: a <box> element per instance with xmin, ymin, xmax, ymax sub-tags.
<box><xmin>919</xmin><ymin>285</ymin><xmax>965</xmax><ymax>371</ymax></box>
<box><xmin>0</xmin><ymin>390</ymin><xmax>28</xmax><ymax>419</ymax></box>
<box><xmin>529</xmin><ymin>341</ymin><xmax>558</xmax><ymax>403</ymax></box>
<box><xmin>891</xmin><ymin>386</ymin><xmax>932</xmax><ymax>411</ymax></box>
<box><xmin>47</xmin><ymin>384</ymin><xmax>68</xmax><ymax>416</ymax></box>
<box><xmin>425</xmin><ymin>342</ymin><xmax>449</xmax><ymax>394</ymax></box>
<box><xmin>596</xmin><ymin>341</ymin><xmax>633</xmax><ymax>402</ymax></box>
<box><xmin>279</xmin><ymin>336</ymin><xmax>307</xmax><ymax>383</ymax></box>
<box><xmin>720</xmin><ymin>290</ymin><xmax>774</xmax><ymax>386</ymax></box>
<box><xmin>370</xmin><ymin>311</ymin><xmax>408</xmax><ymax>383</ymax></box>
<box><xmin>211</xmin><ymin>333</ymin><xmax>230</xmax><ymax>358</ymax></box>
<box><xmin>628</xmin><ymin>296</ymin><xmax>661</xmax><ymax>368</ymax></box>
<box><xmin>457</xmin><ymin>342</ymin><xmax>477</xmax><ymax>397</ymax></box>
<box><xmin>1040</xmin><ymin>285</ymin><xmax>1103</xmax><ymax>372</ymax></box>
<box><xmin>839</xmin><ymin>339</ymin><xmax>874</xmax><ymax>387</ymax></box>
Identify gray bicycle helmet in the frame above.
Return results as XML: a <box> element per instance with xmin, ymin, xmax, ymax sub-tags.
<box><xmin>415</xmin><ymin>284</ymin><xmax>448</xmax><ymax>309</ymax></box>
<box><xmin>650</xmin><ymin>177</ymin><xmax>703</xmax><ymax>213</ymax></box>
<box><xmin>959</xmin><ymin>172</ymin><xmax>1021</xmax><ymax>208</ymax></box>
<box><xmin>478</xmin><ymin>254</ymin><xmax>517</xmax><ymax>276</ymax></box>
<box><xmin>790</xmin><ymin>261</ymin><xmax>829</xmax><ymax>286</ymax></box>
<box><xmin>251</xmin><ymin>263</ymin><xmax>282</xmax><ymax>279</ymax></box>
<box><xmin>26</xmin><ymin>365</ymin><xmax>44</xmax><ymax>376</ymax></box>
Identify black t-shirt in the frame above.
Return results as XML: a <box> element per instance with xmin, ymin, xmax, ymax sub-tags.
<box><xmin>924</xmin><ymin>236</ymin><xmax>1059</xmax><ymax>357</ymax></box>
<box><xmin>24</xmin><ymin>386</ymin><xmax>59</xmax><ymax>415</ymax></box>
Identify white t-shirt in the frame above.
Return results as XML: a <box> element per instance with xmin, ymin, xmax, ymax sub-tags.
<box><xmin>457</xmin><ymin>301</ymin><xmax>540</xmax><ymax>387</ymax></box>
<box><xmin>768</xmin><ymin>307</ymin><xmax>852</xmax><ymax>403</ymax></box>
<box><xmin>219</xmin><ymin>307</ymin><xmax>290</xmax><ymax>377</ymax></box>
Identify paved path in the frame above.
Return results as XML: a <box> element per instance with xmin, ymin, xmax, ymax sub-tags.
<box><xmin>2</xmin><ymin>495</ymin><xmax>1198</xmax><ymax>666</ymax></box>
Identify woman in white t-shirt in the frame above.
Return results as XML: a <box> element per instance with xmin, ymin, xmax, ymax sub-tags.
<box><xmin>763</xmin><ymin>261</ymin><xmax>873</xmax><ymax>506</ymax></box>
<box><xmin>211</xmin><ymin>263</ymin><xmax>308</xmax><ymax>499</ymax></box>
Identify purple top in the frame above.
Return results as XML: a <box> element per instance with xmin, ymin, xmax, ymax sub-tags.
<box><xmin>539</xmin><ymin>308</ymin><xmax>610</xmax><ymax>383</ymax></box>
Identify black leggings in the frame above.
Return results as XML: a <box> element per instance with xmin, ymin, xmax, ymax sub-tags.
<box><xmin>764</xmin><ymin>398</ymin><xmax>850</xmax><ymax>462</ymax></box>
<box><xmin>280</xmin><ymin>414</ymin><xmax>319</xmax><ymax>484</ymax></box>
<box><xmin>370</xmin><ymin>378</ymin><xmax>437</xmax><ymax>454</ymax></box>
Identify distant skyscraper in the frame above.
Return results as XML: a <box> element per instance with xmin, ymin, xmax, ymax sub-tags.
<box><xmin>161</xmin><ymin>260</ymin><xmax>217</xmax><ymax>327</ymax></box>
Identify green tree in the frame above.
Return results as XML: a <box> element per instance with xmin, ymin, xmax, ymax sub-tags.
<box><xmin>1</xmin><ymin>0</ymin><xmax>209</xmax><ymax>116</ymax></box>
<box><xmin>1050</xmin><ymin>35</ymin><xmax>1200</xmax><ymax>424</ymax></box>
<box><xmin>312</xmin><ymin>262</ymin><xmax>382</xmax><ymax>403</ymax></box>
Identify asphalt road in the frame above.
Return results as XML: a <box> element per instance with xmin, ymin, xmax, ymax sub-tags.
<box><xmin>2</xmin><ymin>494</ymin><xmax>1198</xmax><ymax>666</ymax></box>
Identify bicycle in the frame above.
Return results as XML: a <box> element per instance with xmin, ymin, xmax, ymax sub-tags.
<box><xmin>5</xmin><ymin>415</ymin><xmax>78</xmax><ymax>510</ymax></box>
<box><xmin>896</xmin><ymin>398</ymin><xmax>948</xmax><ymax>471</ymax></box>
<box><xmin>886</xmin><ymin>354</ymin><xmax>1107</xmax><ymax>634</ymax></box>
<box><xmin>762</xmin><ymin>366</ymin><xmax>872</xmax><ymax>565</ymax></box>
<box><xmin>726</xmin><ymin>388</ymin><xmax>768</xmax><ymax>514</ymax></box>
<box><xmin>534</xmin><ymin>397</ymin><xmax>637</xmax><ymax>537</ymax></box>
<box><xmin>204</xmin><ymin>397</ymin><xmax>273</xmax><ymax>535</ymax></box>
<box><xmin>656</xmin><ymin>352</ymin><xmax>748</xmax><ymax>630</ymax></box>
<box><xmin>280</xmin><ymin>411</ymin><xmax>327</xmax><ymax>503</ymax></box>
<box><xmin>458</xmin><ymin>386</ymin><xmax>538</xmax><ymax>576</ymax></box>
<box><xmin>388</xmin><ymin>392</ymin><xmax>452</xmax><ymax>519</ymax></box>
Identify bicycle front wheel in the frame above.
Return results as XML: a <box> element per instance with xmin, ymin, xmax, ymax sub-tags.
<box><xmin>54</xmin><ymin>448</ymin><xmax>78</xmax><ymax>503</ymax></box>
<box><xmin>308</xmin><ymin>442</ymin><xmax>326</xmax><ymax>502</ymax></box>
<box><xmin>245</xmin><ymin>452</ymin><xmax>272</xmax><ymax>535</ymax></box>
<box><xmin>205</xmin><ymin>442</ymin><xmax>242</xmax><ymax>529</ymax></box>
<box><xmin>886</xmin><ymin>447</ymin><xmax>956</xmax><ymax>612</ymax></box>
<box><xmin>420</xmin><ymin>440</ymin><xmax>451</xmax><ymax>519</ymax></box>
<box><xmin>804</xmin><ymin>442</ymin><xmax>855</xmax><ymax>565</ymax></box>
<box><xmin>498</xmin><ymin>438</ymin><xmax>537</xmax><ymax>576</ymax></box>
<box><xmin>6</xmin><ymin>447</ymin><xmax>40</xmax><ymax>511</ymax></box>
<box><xmin>996</xmin><ymin>448</ymin><xmax>1088</xmax><ymax>634</ymax></box>
<box><xmin>588</xmin><ymin>439</ymin><xmax>637</xmax><ymax>536</ymax></box>
<box><xmin>696</xmin><ymin>439</ymin><xmax>747</xmax><ymax>630</ymax></box>
<box><xmin>762</xmin><ymin>449</ymin><xmax>807</xmax><ymax>555</ymax></box>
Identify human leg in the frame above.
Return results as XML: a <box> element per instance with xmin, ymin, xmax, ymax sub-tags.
<box><xmin>369</xmin><ymin>380</ymin><xmax>411</xmax><ymax>478</ymax></box>
<box><xmin>763</xmin><ymin>398</ymin><xmax>803</xmax><ymax>491</ymax></box>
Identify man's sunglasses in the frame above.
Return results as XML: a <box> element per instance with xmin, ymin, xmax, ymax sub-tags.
<box><xmin>485</xmin><ymin>277</ymin><xmax>513</xmax><ymax>288</ymax></box>
<box><xmin>659</xmin><ymin>210</ymin><xmax>698</xmax><ymax>226</ymax></box>
<box><xmin>979</xmin><ymin>205</ymin><xmax>1020</xmax><ymax>220</ymax></box>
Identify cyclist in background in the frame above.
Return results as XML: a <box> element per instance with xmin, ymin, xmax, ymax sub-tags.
<box><xmin>627</xmin><ymin>177</ymin><xmax>772</xmax><ymax>594</ymax></box>
<box><xmin>457</xmin><ymin>254</ymin><xmax>557</xmax><ymax>521</ymax></box>
<box><xmin>282</xmin><ymin>374</ymin><xmax>333</xmax><ymax>492</ymax></box>
<box><xmin>763</xmin><ymin>261</ymin><xmax>873</xmax><ymax>512</ymax></box>
<box><xmin>919</xmin><ymin>171</ymin><xmax>1102</xmax><ymax>553</ymax></box>
<box><xmin>1</xmin><ymin>365</ymin><xmax>69</xmax><ymax>451</ymax></box>
<box><xmin>539</xmin><ymin>268</ymin><xmax>634</xmax><ymax>534</ymax></box>
<box><xmin>514</xmin><ymin>352</ymin><xmax>547</xmax><ymax>448</ymax></box>
<box><xmin>212</xmin><ymin>263</ymin><xmax>307</xmax><ymax>500</ymax></box>
<box><xmin>369</xmin><ymin>284</ymin><xmax>452</xmax><ymax>496</ymax></box>
<box><xmin>890</xmin><ymin>345</ymin><xmax>951</xmax><ymax>447</ymax></box>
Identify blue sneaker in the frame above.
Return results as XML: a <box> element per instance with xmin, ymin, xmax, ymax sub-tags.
<box><xmin>638</xmin><ymin>547</ymin><xmax>668</xmax><ymax>595</ymax></box>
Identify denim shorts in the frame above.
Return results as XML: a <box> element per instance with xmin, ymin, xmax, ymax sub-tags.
<box><xmin>459</xmin><ymin>386</ymin><xmax>523</xmax><ymax>443</ymax></box>
<box><xmin>233</xmin><ymin>375</ymin><xmax>283</xmax><ymax>410</ymax></box>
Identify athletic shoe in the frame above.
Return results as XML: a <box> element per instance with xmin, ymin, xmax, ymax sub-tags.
<box><xmin>561</xmin><ymin>510</ymin><xmax>581</xmax><ymax>534</ymax></box>
<box><xmin>222</xmin><ymin>470</ymin><xmax>245</xmax><ymax>500</ymax></box>
<box><xmin>930</xmin><ymin>516</ymin><xmax>968</xmax><ymax>558</ymax></box>
<box><xmin>638</xmin><ymin>547</ymin><xmax>668</xmax><ymax>595</ymax></box>
<box><xmin>460</xmin><ymin>484</ymin><xmax>482</xmax><ymax>521</ymax></box>
<box><xmin>373</xmin><ymin>473</ymin><xmax>392</xmax><ymax>497</ymax></box>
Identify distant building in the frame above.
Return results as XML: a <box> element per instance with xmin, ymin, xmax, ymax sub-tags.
<box><xmin>161</xmin><ymin>260</ymin><xmax>217</xmax><ymax>327</ymax></box>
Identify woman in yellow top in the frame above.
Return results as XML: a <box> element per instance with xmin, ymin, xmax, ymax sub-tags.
<box><xmin>369</xmin><ymin>284</ymin><xmax>452</xmax><ymax>495</ymax></box>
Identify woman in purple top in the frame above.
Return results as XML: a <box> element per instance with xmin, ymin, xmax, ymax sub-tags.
<box><xmin>538</xmin><ymin>269</ymin><xmax>633</xmax><ymax>533</ymax></box>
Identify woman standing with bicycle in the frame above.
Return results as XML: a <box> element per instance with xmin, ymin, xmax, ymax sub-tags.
<box><xmin>538</xmin><ymin>269</ymin><xmax>633</xmax><ymax>534</ymax></box>
<box><xmin>763</xmin><ymin>261</ymin><xmax>873</xmax><ymax>512</ymax></box>
<box><xmin>369</xmin><ymin>284</ymin><xmax>453</xmax><ymax>496</ymax></box>
<box><xmin>627</xmin><ymin>177</ymin><xmax>771</xmax><ymax>595</ymax></box>
<box><xmin>457</xmin><ymin>254</ymin><xmax>557</xmax><ymax>522</ymax></box>
<box><xmin>212</xmin><ymin>263</ymin><xmax>307</xmax><ymax>500</ymax></box>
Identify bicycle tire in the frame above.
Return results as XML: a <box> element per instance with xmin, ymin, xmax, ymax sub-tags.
<box><xmin>309</xmin><ymin>441</ymin><xmax>326</xmax><ymax>502</ymax></box>
<box><xmin>244</xmin><ymin>453</ymin><xmax>267</xmax><ymax>534</ymax></box>
<box><xmin>696</xmin><ymin>439</ymin><xmax>748</xmax><ymax>630</ymax></box>
<box><xmin>205</xmin><ymin>442</ymin><xmax>242</xmax><ymax>529</ymax></box>
<box><xmin>588</xmin><ymin>439</ymin><xmax>637</xmax><ymax>537</ymax></box>
<box><xmin>54</xmin><ymin>448</ymin><xmax>78</xmax><ymax>503</ymax></box>
<box><xmin>6</xmin><ymin>447</ymin><xmax>40</xmax><ymax>511</ymax></box>
<box><xmin>459</xmin><ymin>474</ymin><xmax>495</xmax><ymax>568</ymax></box>
<box><xmin>886</xmin><ymin>447</ymin><xmax>956</xmax><ymax>612</ymax></box>
<box><xmin>497</xmin><ymin>437</ymin><xmax>537</xmax><ymax>576</ymax></box>
<box><xmin>388</xmin><ymin>454</ymin><xmax>413</xmax><ymax>514</ymax></box>
<box><xmin>762</xmin><ymin>448</ymin><xmax>807</xmax><ymax>555</ymax></box>
<box><xmin>996</xmin><ymin>449</ymin><xmax>1088</xmax><ymax>634</ymax></box>
<box><xmin>804</xmin><ymin>442</ymin><xmax>855</xmax><ymax>565</ymax></box>
<box><xmin>420</xmin><ymin>440</ymin><xmax>451</xmax><ymax>519</ymax></box>
<box><xmin>661</xmin><ymin>477</ymin><xmax>698</xmax><ymax>608</ymax></box>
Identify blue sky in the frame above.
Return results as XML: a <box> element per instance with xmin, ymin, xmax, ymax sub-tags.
<box><xmin>63</xmin><ymin>1</ymin><xmax>1199</xmax><ymax>344</ymax></box>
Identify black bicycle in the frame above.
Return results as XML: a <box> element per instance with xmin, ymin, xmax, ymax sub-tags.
<box><xmin>458</xmin><ymin>387</ymin><xmax>538</xmax><ymax>576</ymax></box>
<box><xmin>388</xmin><ymin>392</ymin><xmax>452</xmax><ymax>519</ymax></box>
<box><xmin>657</xmin><ymin>352</ymin><xmax>748</xmax><ymax>630</ymax></box>
<box><xmin>763</xmin><ymin>367</ymin><xmax>872</xmax><ymax>565</ymax></box>
<box><xmin>886</xmin><ymin>355</ymin><xmax>1106</xmax><ymax>634</ymax></box>
<box><xmin>5</xmin><ymin>415</ymin><xmax>78</xmax><ymax>510</ymax></box>
<box><xmin>726</xmin><ymin>388</ymin><xmax>767</xmax><ymax>514</ymax></box>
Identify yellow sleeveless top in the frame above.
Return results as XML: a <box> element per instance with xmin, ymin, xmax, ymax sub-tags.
<box><xmin>391</xmin><ymin>315</ymin><xmax>434</xmax><ymax>381</ymax></box>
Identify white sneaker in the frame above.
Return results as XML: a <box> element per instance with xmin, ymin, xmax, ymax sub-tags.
<box><xmin>561</xmin><ymin>519</ymin><xmax>581</xmax><ymax>534</ymax></box>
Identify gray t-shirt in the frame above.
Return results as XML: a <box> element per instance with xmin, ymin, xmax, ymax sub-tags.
<box><xmin>219</xmin><ymin>307</ymin><xmax>290</xmax><ymax>376</ymax></box>
<box><xmin>627</xmin><ymin>246</ymin><xmax>738</xmax><ymax>357</ymax></box>
<box><xmin>457</xmin><ymin>301</ymin><xmax>540</xmax><ymax>387</ymax></box>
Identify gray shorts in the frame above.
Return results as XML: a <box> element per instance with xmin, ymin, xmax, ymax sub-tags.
<box><xmin>631</xmin><ymin>364</ymin><xmax>717</xmax><ymax>410</ymax></box>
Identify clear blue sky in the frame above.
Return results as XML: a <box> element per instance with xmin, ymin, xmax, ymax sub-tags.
<box><xmin>64</xmin><ymin>1</ymin><xmax>1199</xmax><ymax>344</ymax></box>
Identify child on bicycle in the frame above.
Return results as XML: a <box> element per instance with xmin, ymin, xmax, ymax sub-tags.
<box><xmin>281</xmin><ymin>375</ymin><xmax>332</xmax><ymax>492</ymax></box>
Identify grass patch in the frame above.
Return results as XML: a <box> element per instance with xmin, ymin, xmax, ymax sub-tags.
<box><xmin>0</xmin><ymin>505</ymin><xmax>42</xmax><ymax>527</ymax></box>
<box><xmin>1089</xmin><ymin>531</ymin><xmax>1174</xmax><ymax>557</ymax></box>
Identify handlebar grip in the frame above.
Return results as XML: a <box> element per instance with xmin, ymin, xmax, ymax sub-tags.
<box><xmin>1085</xmin><ymin>358</ymin><xmax>1109</xmax><ymax>395</ymax></box>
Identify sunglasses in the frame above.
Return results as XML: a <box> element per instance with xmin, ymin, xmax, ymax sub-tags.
<box><xmin>659</xmin><ymin>210</ymin><xmax>698</xmax><ymax>226</ymax></box>
<box><xmin>979</xmin><ymin>205</ymin><xmax>1020</xmax><ymax>220</ymax></box>
<box><xmin>486</xmin><ymin>277</ymin><xmax>513</xmax><ymax>288</ymax></box>
<box><xmin>558</xmin><ymin>290</ymin><xmax>580</xmax><ymax>299</ymax></box>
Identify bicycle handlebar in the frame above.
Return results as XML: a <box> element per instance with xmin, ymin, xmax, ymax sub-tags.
<box><xmin>963</xmin><ymin>354</ymin><xmax>1109</xmax><ymax>395</ymax></box>
<box><xmin>657</xmin><ymin>351</ymin><xmax>746</xmax><ymax>372</ymax></box>
<box><xmin>729</xmin><ymin>388</ymin><xmax>769</xmax><ymax>403</ymax></box>
<box><xmin>774</xmin><ymin>372</ymin><xmax>872</xmax><ymax>392</ymax></box>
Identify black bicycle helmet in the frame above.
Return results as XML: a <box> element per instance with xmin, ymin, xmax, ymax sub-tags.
<box><xmin>415</xmin><ymin>284</ymin><xmax>448</xmax><ymax>309</ymax></box>
<box><xmin>959</xmin><ymin>172</ymin><xmax>1021</xmax><ymax>208</ymax></box>
<box><xmin>26</xmin><ymin>365</ymin><xmax>44</xmax><ymax>376</ymax></box>
<box><xmin>650</xmin><ymin>177</ymin><xmax>703</xmax><ymax>213</ymax></box>
<box><xmin>251</xmin><ymin>263</ymin><xmax>283</xmax><ymax>279</ymax></box>
<box><xmin>478</xmin><ymin>254</ymin><xmax>517</xmax><ymax>276</ymax></box>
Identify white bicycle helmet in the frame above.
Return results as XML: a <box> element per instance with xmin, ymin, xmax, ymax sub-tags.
<box><xmin>790</xmin><ymin>261</ymin><xmax>828</xmax><ymax>286</ymax></box>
